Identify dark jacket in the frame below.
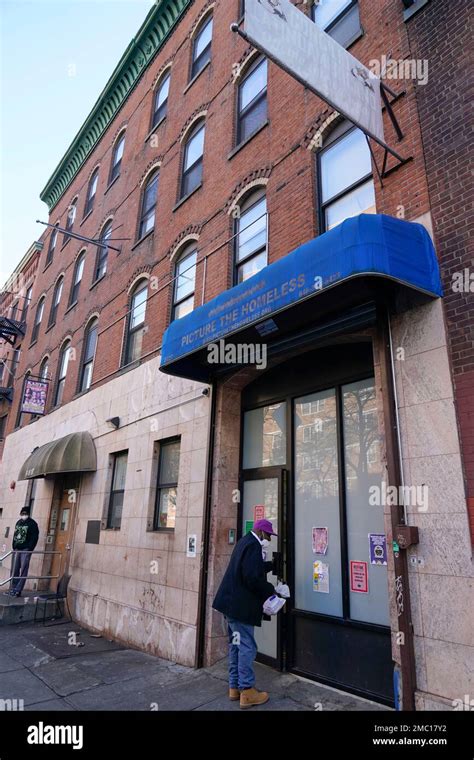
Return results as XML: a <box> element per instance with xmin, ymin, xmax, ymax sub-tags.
<box><xmin>212</xmin><ymin>532</ymin><xmax>275</xmax><ymax>627</ymax></box>
<box><xmin>12</xmin><ymin>517</ymin><xmax>39</xmax><ymax>552</ymax></box>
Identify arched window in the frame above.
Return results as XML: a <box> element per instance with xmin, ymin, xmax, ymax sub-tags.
<box><xmin>173</xmin><ymin>244</ymin><xmax>197</xmax><ymax>320</ymax></box>
<box><xmin>94</xmin><ymin>221</ymin><xmax>112</xmax><ymax>282</ymax></box>
<box><xmin>84</xmin><ymin>169</ymin><xmax>99</xmax><ymax>217</ymax></box>
<box><xmin>63</xmin><ymin>199</ymin><xmax>77</xmax><ymax>246</ymax></box>
<box><xmin>312</xmin><ymin>0</ymin><xmax>362</xmax><ymax>49</ymax></box>
<box><xmin>235</xmin><ymin>190</ymin><xmax>267</xmax><ymax>283</ymax></box>
<box><xmin>22</xmin><ymin>285</ymin><xmax>33</xmax><ymax>322</ymax></box>
<box><xmin>110</xmin><ymin>133</ymin><xmax>125</xmax><ymax>184</ymax></box>
<box><xmin>138</xmin><ymin>171</ymin><xmax>159</xmax><ymax>239</ymax></box>
<box><xmin>31</xmin><ymin>297</ymin><xmax>45</xmax><ymax>343</ymax></box>
<box><xmin>152</xmin><ymin>72</ymin><xmax>170</xmax><ymax>129</ymax></box>
<box><xmin>46</xmin><ymin>224</ymin><xmax>59</xmax><ymax>266</ymax></box>
<box><xmin>318</xmin><ymin>122</ymin><xmax>375</xmax><ymax>231</ymax></box>
<box><xmin>237</xmin><ymin>56</ymin><xmax>267</xmax><ymax>145</ymax></box>
<box><xmin>180</xmin><ymin>122</ymin><xmax>205</xmax><ymax>199</ymax></box>
<box><xmin>39</xmin><ymin>356</ymin><xmax>50</xmax><ymax>381</ymax></box>
<box><xmin>54</xmin><ymin>340</ymin><xmax>72</xmax><ymax>407</ymax></box>
<box><xmin>191</xmin><ymin>15</ymin><xmax>213</xmax><ymax>80</ymax></box>
<box><xmin>48</xmin><ymin>277</ymin><xmax>64</xmax><ymax>327</ymax></box>
<box><xmin>80</xmin><ymin>318</ymin><xmax>98</xmax><ymax>391</ymax></box>
<box><xmin>123</xmin><ymin>281</ymin><xmax>148</xmax><ymax>365</ymax></box>
<box><xmin>69</xmin><ymin>252</ymin><xmax>85</xmax><ymax>306</ymax></box>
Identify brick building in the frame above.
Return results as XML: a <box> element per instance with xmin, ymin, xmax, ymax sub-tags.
<box><xmin>0</xmin><ymin>0</ymin><xmax>472</xmax><ymax>710</ymax></box>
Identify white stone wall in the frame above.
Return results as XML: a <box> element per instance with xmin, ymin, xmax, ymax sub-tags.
<box><xmin>0</xmin><ymin>356</ymin><xmax>211</xmax><ymax>666</ymax></box>
<box><xmin>391</xmin><ymin>297</ymin><xmax>474</xmax><ymax>710</ymax></box>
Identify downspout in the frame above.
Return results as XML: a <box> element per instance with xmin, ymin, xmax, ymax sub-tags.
<box><xmin>377</xmin><ymin>303</ymin><xmax>418</xmax><ymax>711</ymax></box>
<box><xmin>196</xmin><ymin>379</ymin><xmax>217</xmax><ymax>669</ymax></box>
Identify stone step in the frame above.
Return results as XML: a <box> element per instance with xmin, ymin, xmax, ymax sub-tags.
<box><xmin>0</xmin><ymin>593</ymin><xmax>65</xmax><ymax>625</ymax></box>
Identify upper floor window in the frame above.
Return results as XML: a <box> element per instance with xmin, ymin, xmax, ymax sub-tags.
<box><xmin>80</xmin><ymin>318</ymin><xmax>98</xmax><ymax>392</ymax></box>
<box><xmin>319</xmin><ymin>123</ymin><xmax>375</xmax><ymax>231</ymax></box>
<box><xmin>46</xmin><ymin>224</ymin><xmax>59</xmax><ymax>266</ymax></box>
<box><xmin>69</xmin><ymin>252</ymin><xmax>85</xmax><ymax>306</ymax></box>
<box><xmin>191</xmin><ymin>15</ymin><xmax>213</xmax><ymax>80</ymax></box>
<box><xmin>154</xmin><ymin>438</ymin><xmax>180</xmax><ymax>529</ymax></box>
<box><xmin>235</xmin><ymin>190</ymin><xmax>268</xmax><ymax>283</ymax></box>
<box><xmin>109</xmin><ymin>133</ymin><xmax>125</xmax><ymax>184</ymax></box>
<box><xmin>152</xmin><ymin>72</ymin><xmax>170</xmax><ymax>129</ymax></box>
<box><xmin>138</xmin><ymin>171</ymin><xmax>159</xmax><ymax>239</ymax></box>
<box><xmin>22</xmin><ymin>285</ymin><xmax>33</xmax><ymax>322</ymax></box>
<box><xmin>54</xmin><ymin>340</ymin><xmax>71</xmax><ymax>406</ymax></box>
<box><xmin>63</xmin><ymin>200</ymin><xmax>77</xmax><ymax>246</ymax></box>
<box><xmin>54</xmin><ymin>340</ymin><xmax>72</xmax><ymax>407</ymax></box>
<box><xmin>173</xmin><ymin>244</ymin><xmax>197</xmax><ymax>320</ymax></box>
<box><xmin>84</xmin><ymin>169</ymin><xmax>99</xmax><ymax>217</ymax></box>
<box><xmin>48</xmin><ymin>277</ymin><xmax>64</xmax><ymax>327</ymax></box>
<box><xmin>123</xmin><ymin>281</ymin><xmax>148</xmax><ymax>365</ymax></box>
<box><xmin>39</xmin><ymin>356</ymin><xmax>49</xmax><ymax>381</ymax></box>
<box><xmin>31</xmin><ymin>297</ymin><xmax>45</xmax><ymax>344</ymax></box>
<box><xmin>181</xmin><ymin>122</ymin><xmax>205</xmax><ymax>199</ymax></box>
<box><xmin>10</xmin><ymin>302</ymin><xmax>19</xmax><ymax>321</ymax></box>
<box><xmin>312</xmin><ymin>0</ymin><xmax>362</xmax><ymax>49</ymax></box>
<box><xmin>94</xmin><ymin>221</ymin><xmax>112</xmax><ymax>282</ymax></box>
<box><xmin>237</xmin><ymin>56</ymin><xmax>268</xmax><ymax>144</ymax></box>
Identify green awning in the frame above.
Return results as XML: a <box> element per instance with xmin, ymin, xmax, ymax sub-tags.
<box><xmin>18</xmin><ymin>431</ymin><xmax>97</xmax><ymax>480</ymax></box>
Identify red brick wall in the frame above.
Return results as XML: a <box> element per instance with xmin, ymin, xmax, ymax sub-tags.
<box><xmin>406</xmin><ymin>0</ymin><xmax>474</xmax><ymax>541</ymax></box>
<box><xmin>4</xmin><ymin>0</ymin><xmax>442</xmax><ymax>450</ymax></box>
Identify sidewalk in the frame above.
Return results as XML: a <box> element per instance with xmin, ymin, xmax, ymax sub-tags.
<box><xmin>0</xmin><ymin>621</ymin><xmax>390</xmax><ymax>712</ymax></box>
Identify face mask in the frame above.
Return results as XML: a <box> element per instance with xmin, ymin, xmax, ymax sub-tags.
<box><xmin>261</xmin><ymin>538</ymin><xmax>270</xmax><ymax>548</ymax></box>
<box><xmin>20</xmin><ymin>516</ymin><xmax>28</xmax><ymax>521</ymax></box>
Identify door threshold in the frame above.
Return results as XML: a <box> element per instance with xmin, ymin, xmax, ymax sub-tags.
<box><xmin>290</xmin><ymin>671</ymin><xmax>394</xmax><ymax>710</ymax></box>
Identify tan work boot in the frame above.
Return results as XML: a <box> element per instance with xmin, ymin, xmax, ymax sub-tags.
<box><xmin>240</xmin><ymin>687</ymin><xmax>269</xmax><ymax>709</ymax></box>
<box><xmin>229</xmin><ymin>688</ymin><xmax>240</xmax><ymax>701</ymax></box>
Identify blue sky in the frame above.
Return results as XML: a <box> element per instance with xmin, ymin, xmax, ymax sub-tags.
<box><xmin>0</xmin><ymin>0</ymin><xmax>154</xmax><ymax>284</ymax></box>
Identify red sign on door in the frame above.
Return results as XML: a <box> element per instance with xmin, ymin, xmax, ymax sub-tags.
<box><xmin>350</xmin><ymin>561</ymin><xmax>368</xmax><ymax>593</ymax></box>
<box><xmin>254</xmin><ymin>505</ymin><xmax>265</xmax><ymax>521</ymax></box>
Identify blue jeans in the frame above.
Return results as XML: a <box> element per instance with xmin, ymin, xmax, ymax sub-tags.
<box><xmin>227</xmin><ymin>618</ymin><xmax>257</xmax><ymax>691</ymax></box>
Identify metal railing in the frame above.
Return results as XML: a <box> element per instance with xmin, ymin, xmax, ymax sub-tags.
<box><xmin>0</xmin><ymin>549</ymin><xmax>61</xmax><ymax>587</ymax></box>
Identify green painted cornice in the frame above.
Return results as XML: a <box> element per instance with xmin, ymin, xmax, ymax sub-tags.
<box><xmin>40</xmin><ymin>0</ymin><xmax>193</xmax><ymax>211</ymax></box>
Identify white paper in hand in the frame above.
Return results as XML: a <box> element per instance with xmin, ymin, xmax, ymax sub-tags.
<box><xmin>263</xmin><ymin>595</ymin><xmax>286</xmax><ymax>615</ymax></box>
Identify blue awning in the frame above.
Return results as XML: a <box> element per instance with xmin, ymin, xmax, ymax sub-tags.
<box><xmin>160</xmin><ymin>214</ymin><xmax>442</xmax><ymax>381</ymax></box>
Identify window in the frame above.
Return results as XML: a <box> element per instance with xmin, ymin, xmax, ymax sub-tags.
<box><xmin>312</xmin><ymin>0</ymin><xmax>362</xmax><ymax>49</ymax></box>
<box><xmin>22</xmin><ymin>285</ymin><xmax>33</xmax><ymax>322</ymax></box>
<box><xmin>319</xmin><ymin>124</ymin><xmax>375</xmax><ymax>231</ymax></box>
<box><xmin>124</xmin><ymin>281</ymin><xmax>147</xmax><ymax>365</ymax></box>
<box><xmin>39</xmin><ymin>356</ymin><xmax>49</xmax><ymax>381</ymax></box>
<box><xmin>46</xmin><ymin>224</ymin><xmax>58</xmax><ymax>266</ymax></box>
<box><xmin>54</xmin><ymin>340</ymin><xmax>71</xmax><ymax>407</ymax></box>
<box><xmin>0</xmin><ymin>415</ymin><xmax>7</xmax><ymax>440</ymax></box>
<box><xmin>31</xmin><ymin>297</ymin><xmax>45</xmax><ymax>343</ymax></box>
<box><xmin>154</xmin><ymin>438</ymin><xmax>180</xmax><ymax>529</ymax></box>
<box><xmin>84</xmin><ymin>169</ymin><xmax>99</xmax><ymax>217</ymax></box>
<box><xmin>24</xmin><ymin>480</ymin><xmax>37</xmax><ymax>514</ymax></box>
<box><xmin>94</xmin><ymin>221</ymin><xmax>112</xmax><ymax>282</ymax></box>
<box><xmin>10</xmin><ymin>302</ymin><xmax>19</xmax><ymax>321</ymax></box>
<box><xmin>237</xmin><ymin>57</ymin><xmax>267</xmax><ymax>144</ymax></box>
<box><xmin>107</xmin><ymin>451</ymin><xmax>128</xmax><ymax>529</ymax></box>
<box><xmin>109</xmin><ymin>133</ymin><xmax>125</xmax><ymax>184</ymax></box>
<box><xmin>69</xmin><ymin>252</ymin><xmax>85</xmax><ymax>305</ymax></box>
<box><xmin>191</xmin><ymin>15</ymin><xmax>212</xmax><ymax>80</ymax></box>
<box><xmin>235</xmin><ymin>190</ymin><xmax>267</xmax><ymax>283</ymax></box>
<box><xmin>181</xmin><ymin>122</ymin><xmax>205</xmax><ymax>198</ymax></box>
<box><xmin>48</xmin><ymin>277</ymin><xmax>63</xmax><ymax>327</ymax></box>
<box><xmin>63</xmin><ymin>200</ymin><xmax>77</xmax><ymax>246</ymax></box>
<box><xmin>138</xmin><ymin>171</ymin><xmax>159</xmax><ymax>239</ymax></box>
<box><xmin>16</xmin><ymin>371</ymin><xmax>30</xmax><ymax>429</ymax></box>
<box><xmin>79</xmin><ymin>318</ymin><xmax>98</xmax><ymax>392</ymax></box>
<box><xmin>152</xmin><ymin>72</ymin><xmax>170</xmax><ymax>129</ymax></box>
<box><xmin>173</xmin><ymin>245</ymin><xmax>197</xmax><ymax>320</ymax></box>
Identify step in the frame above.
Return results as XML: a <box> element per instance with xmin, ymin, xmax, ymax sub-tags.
<box><xmin>0</xmin><ymin>593</ymin><xmax>65</xmax><ymax>625</ymax></box>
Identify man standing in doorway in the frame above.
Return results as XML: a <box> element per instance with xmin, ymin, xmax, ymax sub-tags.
<box><xmin>6</xmin><ymin>508</ymin><xmax>39</xmax><ymax>597</ymax></box>
<box><xmin>212</xmin><ymin>517</ymin><xmax>289</xmax><ymax>709</ymax></box>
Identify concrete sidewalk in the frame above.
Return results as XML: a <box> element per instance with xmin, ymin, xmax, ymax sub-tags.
<box><xmin>0</xmin><ymin>621</ymin><xmax>390</xmax><ymax>712</ymax></box>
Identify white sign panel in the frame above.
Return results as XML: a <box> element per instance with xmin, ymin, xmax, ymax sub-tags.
<box><xmin>245</xmin><ymin>0</ymin><xmax>384</xmax><ymax>145</ymax></box>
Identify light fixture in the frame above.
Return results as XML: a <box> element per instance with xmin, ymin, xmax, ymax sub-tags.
<box><xmin>106</xmin><ymin>416</ymin><xmax>120</xmax><ymax>429</ymax></box>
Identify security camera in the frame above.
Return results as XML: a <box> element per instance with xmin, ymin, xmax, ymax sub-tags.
<box><xmin>202</xmin><ymin>388</ymin><xmax>210</xmax><ymax>396</ymax></box>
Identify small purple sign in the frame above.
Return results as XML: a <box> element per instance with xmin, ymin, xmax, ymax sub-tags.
<box><xmin>369</xmin><ymin>533</ymin><xmax>387</xmax><ymax>565</ymax></box>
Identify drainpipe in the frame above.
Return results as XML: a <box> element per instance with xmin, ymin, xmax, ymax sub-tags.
<box><xmin>377</xmin><ymin>303</ymin><xmax>418</xmax><ymax>711</ymax></box>
<box><xmin>196</xmin><ymin>379</ymin><xmax>217</xmax><ymax>669</ymax></box>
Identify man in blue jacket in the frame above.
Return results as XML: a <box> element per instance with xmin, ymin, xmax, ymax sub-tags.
<box><xmin>212</xmin><ymin>517</ymin><xmax>289</xmax><ymax>709</ymax></box>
